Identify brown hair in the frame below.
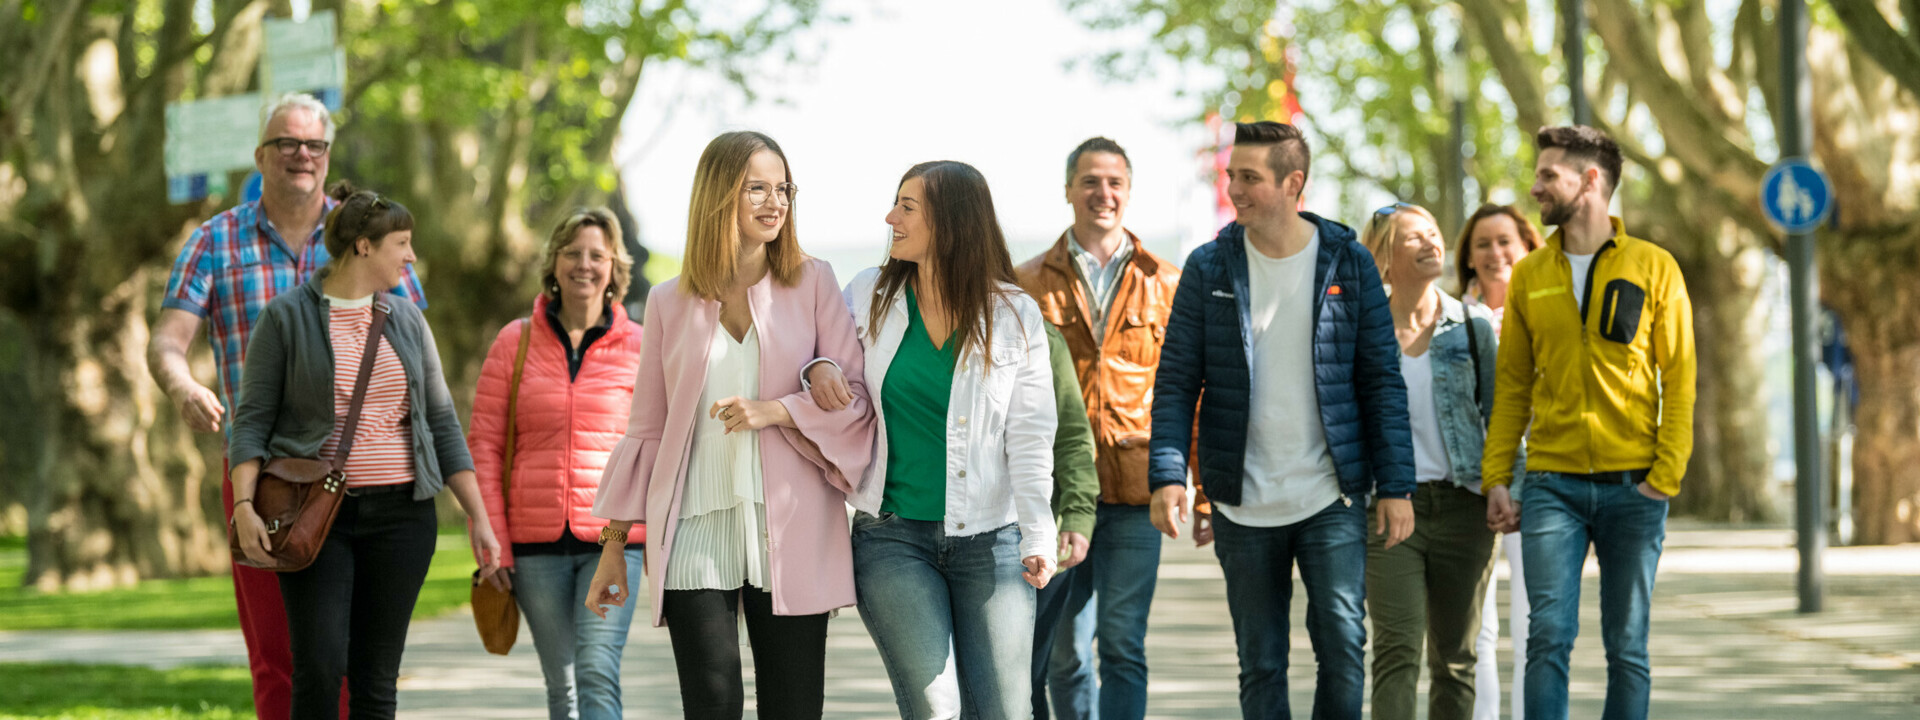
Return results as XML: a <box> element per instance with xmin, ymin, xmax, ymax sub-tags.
<box><xmin>867</xmin><ymin>161</ymin><xmax>1020</xmax><ymax>364</ymax></box>
<box><xmin>1536</xmin><ymin>125</ymin><xmax>1623</xmax><ymax>196</ymax></box>
<box><xmin>323</xmin><ymin>181</ymin><xmax>413</xmax><ymax>266</ymax></box>
<box><xmin>540</xmin><ymin>207</ymin><xmax>634</xmax><ymax>306</ymax></box>
<box><xmin>1454</xmin><ymin>204</ymin><xmax>1544</xmax><ymax>294</ymax></box>
<box><xmin>1234</xmin><ymin>121</ymin><xmax>1312</xmax><ymax>187</ymax></box>
<box><xmin>1064</xmin><ymin>136</ymin><xmax>1132</xmax><ymax>185</ymax></box>
<box><xmin>1360</xmin><ymin>203</ymin><xmax>1439</xmax><ymax>288</ymax></box>
<box><xmin>680</xmin><ymin>131</ymin><xmax>806</xmax><ymax>300</ymax></box>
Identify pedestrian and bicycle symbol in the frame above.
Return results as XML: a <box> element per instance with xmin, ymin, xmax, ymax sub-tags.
<box><xmin>1761</xmin><ymin>158</ymin><xmax>1834</xmax><ymax>235</ymax></box>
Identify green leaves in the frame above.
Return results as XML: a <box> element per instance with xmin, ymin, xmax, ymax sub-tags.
<box><xmin>1068</xmin><ymin>0</ymin><xmax>1540</xmax><ymax>219</ymax></box>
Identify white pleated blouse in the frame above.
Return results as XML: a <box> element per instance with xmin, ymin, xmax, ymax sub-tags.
<box><xmin>663</xmin><ymin>322</ymin><xmax>772</xmax><ymax>592</ymax></box>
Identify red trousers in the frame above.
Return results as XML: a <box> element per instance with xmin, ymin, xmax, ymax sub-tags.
<box><xmin>224</xmin><ymin>460</ymin><xmax>349</xmax><ymax>719</ymax></box>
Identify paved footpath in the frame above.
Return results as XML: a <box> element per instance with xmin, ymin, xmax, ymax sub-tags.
<box><xmin>3</xmin><ymin>522</ymin><xmax>1916</xmax><ymax>718</ymax></box>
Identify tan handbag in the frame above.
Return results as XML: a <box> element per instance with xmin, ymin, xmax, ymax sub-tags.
<box><xmin>472</xmin><ymin>317</ymin><xmax>533</xmax><ymax>655</ymax></box>
<box><xmin>228</xmin><ymin>300</ymin><xmax>391</xmax><ymax>572</ymax></box>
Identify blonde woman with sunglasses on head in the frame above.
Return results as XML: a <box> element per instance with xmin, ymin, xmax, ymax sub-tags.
<box><xmin>1359</xmin><ymin>203</ymin><xmax>1520</xmax><ymax>720</ymax></box>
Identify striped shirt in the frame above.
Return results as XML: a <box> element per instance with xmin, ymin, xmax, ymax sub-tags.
<box><xmin>161</xmin><ymin>199</ymin><xmax>427</xmax><ymax>434</ymax></box>
<box><xmin>319</xmin><ymin>295</ymin><xmax>415</xmax><ymax>487</ymax></box>
<box><xmin>664</xmin><ymin>322</ymin><xmax>770</xmax><ymax>591</ymax></box>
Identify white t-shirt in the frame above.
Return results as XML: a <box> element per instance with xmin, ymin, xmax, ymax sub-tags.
<box><xmin>1567</xmin><ymin>251</ymin><xmax>1596</xmax><ymax>314</ymax></box>
<box><xmin>1222</xmin><ymin>230</ymin><xmax>1341</xmax><ymax>528</ymax></box>
<box><xmin>1401</xmin><ymin>350</ymin><xmax>1452</xmax><ymax>485</ymax></box>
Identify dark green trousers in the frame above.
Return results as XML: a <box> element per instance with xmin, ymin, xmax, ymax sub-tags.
<box><xmin>1366</xmin><ymin>483</ymin><xmax>1497</xmax><ymax>720</ymax></box>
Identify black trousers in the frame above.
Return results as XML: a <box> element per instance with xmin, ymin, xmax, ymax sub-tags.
<box><xmin>662</xmin><ymin>585</ymin><xmax>830</xmax><ymax>720</ymax></box>
<box><xmin>277</xmin><ymin>489</ymin><xmax>437</xmax><ymax>720</ymax></box>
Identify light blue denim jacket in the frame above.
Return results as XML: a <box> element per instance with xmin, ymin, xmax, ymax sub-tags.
<box><xmin>1427</xmin><ymin>292</ymin><xmax>1525</xmax><ymax>494</ymax></box>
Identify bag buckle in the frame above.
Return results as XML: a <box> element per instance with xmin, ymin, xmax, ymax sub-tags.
<box><xmin>323</xmin><ymin>470</ymin><xmax>347</xmax><ymax>493</ymax></box>
<box><xmin>266</xmin><ymin>519</ymin><xmax>281</xmax><ymax>534</ymax></box>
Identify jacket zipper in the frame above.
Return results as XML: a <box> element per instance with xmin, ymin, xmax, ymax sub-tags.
<box><xmin>1573</xmin><ymin>239</ymin><xmax>1616</xmax><ymax>472</ymax></box>
<box><xmin>565</xmin><ymin>335</ymin><xmax>578</xmax><ymax>541</ymax></box>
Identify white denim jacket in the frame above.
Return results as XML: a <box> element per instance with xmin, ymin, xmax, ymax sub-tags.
<box><xmin>841</xmin><ymin>267</ymin><xmax>1058</xmax><ymax>564</ymax></box>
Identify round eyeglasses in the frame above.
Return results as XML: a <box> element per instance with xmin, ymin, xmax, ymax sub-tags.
<box><xmin>744</xmin><ymin>182</ymin><xmax>798</xmax><ymax>208</ymax></box>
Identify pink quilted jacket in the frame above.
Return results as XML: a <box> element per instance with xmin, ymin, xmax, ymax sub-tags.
<box><xmin>470</xmin><ymin>294</ymin><xmax>643</xmax><ymax>568</ymax></box>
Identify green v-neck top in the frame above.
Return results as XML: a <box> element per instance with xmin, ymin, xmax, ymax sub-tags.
<box><xmin>881</xmin><ymin>285</ymin><xmax>959</xmax><ymax>521</ymax></box>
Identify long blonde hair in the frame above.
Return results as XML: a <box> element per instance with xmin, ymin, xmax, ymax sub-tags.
<box><xmin>680</xmin><ymin>131</ymin><xmax>806</xmax><ymax>300</ymax></box>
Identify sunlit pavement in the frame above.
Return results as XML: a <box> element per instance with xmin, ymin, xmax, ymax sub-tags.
<box><xmin>2</xmin><ymin>522</ymin><xmax>1915</xmax><ymax>718</ymax></box>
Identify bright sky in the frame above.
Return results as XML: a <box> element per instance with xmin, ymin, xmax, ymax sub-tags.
<box><xmin>614</xmin><ymin>0</ymin><xmax>1231</xmax><ymax>276</ymax></box>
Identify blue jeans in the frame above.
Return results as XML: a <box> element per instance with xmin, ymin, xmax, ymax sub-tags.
<box><xmin>1520</xmin><ymin>473</ymin><xmax>1667</xmax><ymax>720</ymax></box>
<box><xmin>853</xmin><ymin>513</ymin><xmax>1035</xmax><ymax>720</ymax></box>
<box><xmin>1038</xmin><ymin>503</ymin><xmax>1162</xmax><ymax>720</ymax></box>
<box><xmin>513</xmin><ymin>546</ymin><xmax>644</xmax><ymax>720</ymax></box>
<box><xmin>1212</xmin><ymin>499</ymin><xmax>1368</xmax><ymax>720</ymax></box>
<box><xmin>1028</xmin><ymin>557</ymin><xmax>1085</xmax><ymax>720</ymax></box>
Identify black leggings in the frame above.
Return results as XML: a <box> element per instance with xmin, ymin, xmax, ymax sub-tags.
<box><xmin>661</xmin><ymin>585</ymin><xmax>830</xmax><ymax>720</ymax></box>
<box><xmin>277</xmin><ymin>490</ymin><xmax>437</xmax><ymax>720</ymax></box>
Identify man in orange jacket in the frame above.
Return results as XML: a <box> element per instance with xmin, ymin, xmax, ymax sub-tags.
<box><xmin>1015</xmin><ymin>137</ymin><xmax>1201</xmax><ymax>720</ymax></box>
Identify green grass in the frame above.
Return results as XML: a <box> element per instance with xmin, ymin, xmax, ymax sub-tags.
<box><xmin>0</xmin><ymin>663</ymin><xmax>253</xmax><ymax>719</ymax></box>
<box><xmin>0</xmin><ymin>531</ymin><xmax>478</xmax><ymax>631</ymax></box>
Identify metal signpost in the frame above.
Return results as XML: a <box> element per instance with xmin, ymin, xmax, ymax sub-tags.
<box><xmin>1771</xmin><ymin>0</ymin><xmax>1832</xmax><ymax>614</ymax></box>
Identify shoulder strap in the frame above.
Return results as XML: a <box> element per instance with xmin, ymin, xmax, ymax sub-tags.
<box><xmin>331</xmin><ymin>300</ymin><xmax>392</xmax><ymax>475</ymax></box>
<box><xmin>498</xmin><ymin>317</ymin><xmax>534</xmax><ymax>502</ymax></box>
<box><xmin>1465</xmin><ymin>314</ymin><xmax>1484</xmax><ymax>408</ymax></box>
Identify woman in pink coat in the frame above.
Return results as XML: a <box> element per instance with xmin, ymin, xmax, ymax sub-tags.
<box><xmin>469</xmin><ymin>207</ymin><xmax>644</xmax><ymax>720</ymax></box>
<box><xmin>585</xmin><ymin>131</ymin><xmax>876</xmax><ymax>720</ymax></box>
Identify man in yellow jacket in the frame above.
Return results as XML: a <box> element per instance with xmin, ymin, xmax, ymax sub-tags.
<box><xmin>1482</xmin><ymin>125</ymin><xmax>1696</xmax><ymax>720</ymax></box>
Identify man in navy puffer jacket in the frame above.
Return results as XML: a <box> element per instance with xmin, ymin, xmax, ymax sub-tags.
<box><xmin>1148</xmin><ymin>120</ymin><xmax>1416</xmax><ymax>719</ymax></box>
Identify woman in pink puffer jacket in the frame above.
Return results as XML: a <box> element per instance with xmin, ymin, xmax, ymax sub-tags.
<box><xmin>468</xmin><ymin>207</ymin><xmax>644</xmax><ymax>720</ymax></box>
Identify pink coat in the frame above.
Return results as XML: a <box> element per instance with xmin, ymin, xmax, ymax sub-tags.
<box><xmin>594</xmin><ymin>259</ymin><xmax>876</xmax><ymax>627</ymax></box>
<box><xmin>470</xmin><ymin>294</ymin><xmax>643</xmax><ymax>568</ymax></box>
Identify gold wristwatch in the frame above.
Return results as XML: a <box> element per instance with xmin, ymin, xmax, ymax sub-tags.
<box><xmin>598</xmin><ymin>526</ymin><xmax>628</xmax><ymax>546</ymax></box>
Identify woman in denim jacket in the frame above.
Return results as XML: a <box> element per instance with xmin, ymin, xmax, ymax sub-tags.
<box><xmin>838</xmin><ymin>160</ymin><xmax>1058</xmax><ymax>720</ymax></box>
<box><xmin>1358</xmin><ymin>204</ymin><xmax>1520</xmax><ymax>720</ymax></box>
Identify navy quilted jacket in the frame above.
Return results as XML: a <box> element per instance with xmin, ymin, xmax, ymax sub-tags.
<box><xmin>1148</xmin><ymin>213</ymin><xmax>1416</xmax><ymax>506</ymax></box>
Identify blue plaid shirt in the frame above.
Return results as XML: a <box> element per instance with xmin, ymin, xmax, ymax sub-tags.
<box><xmin>162</xmin><ymin>198</ymin><xmax>427</xmax><ymax>431</ymax></box>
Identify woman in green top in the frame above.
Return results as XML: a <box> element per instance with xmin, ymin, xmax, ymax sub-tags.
<box><xmin>835</xmin><ymin>160</ymin><xmax>1062</xmax><ymax>720</ymax></box>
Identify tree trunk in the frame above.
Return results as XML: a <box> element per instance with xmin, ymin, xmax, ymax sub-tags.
<box><xmin>1822</xmin><ymin>226</ymin><xmax>1920</xmax><ymax>545</ymax></box>
<box><xmin>23</xmin><ymin>269</ymin><xmax>226</xmax><ymax>591</ymax></box>
<box><xmin>1626</xmin><ymin>171</ymin><xmax>1780</xmax><ymax>522</ymax></box>
<box><xmin>1670</xmin><ymin>233</ymin><xmax>1777</xmax><ymax>522</ymax></box>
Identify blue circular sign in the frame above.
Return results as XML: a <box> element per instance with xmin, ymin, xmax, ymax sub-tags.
<box><xmin>1761</xmin><ymin>158</ymin><xmax>1834</xmax><ymax>234</ymax></box>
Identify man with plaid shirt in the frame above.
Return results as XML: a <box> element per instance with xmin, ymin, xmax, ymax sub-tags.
<box><xmin>148</xmin><ymin>93</ymin><xmax>425</xmax><ymax>720</ymax></box>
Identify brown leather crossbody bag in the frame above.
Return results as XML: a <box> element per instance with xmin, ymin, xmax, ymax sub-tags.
<box><xmin>228</xmin><ymin>300</ymin><xmax>391</xmax><ymax>572</ymax></box>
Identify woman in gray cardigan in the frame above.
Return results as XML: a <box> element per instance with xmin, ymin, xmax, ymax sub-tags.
<box><xmin>228</xmin><ymin>185</ymin><xmax>501</xmax><ymax>720</ymax></box>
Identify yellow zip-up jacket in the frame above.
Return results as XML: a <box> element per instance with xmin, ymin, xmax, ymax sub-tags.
<box><xmin>1481</xmin><ymin>217</ymin><xmax>1696</xmax><ymax>497</ymax></box>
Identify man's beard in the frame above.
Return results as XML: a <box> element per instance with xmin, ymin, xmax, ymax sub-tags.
<box><xmin>1539</xmin><ymin>197</ymin><xmax>1575</xmax><ymax>227</ymax></box>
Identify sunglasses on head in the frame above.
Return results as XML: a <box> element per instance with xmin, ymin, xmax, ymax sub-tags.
<box><xmin>1374</xmin><ymin>201</ymin><xmax>1418</xmax><ymax>218</ymax></box>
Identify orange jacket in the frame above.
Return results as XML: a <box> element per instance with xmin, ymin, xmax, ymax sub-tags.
<box><xmin>469</xmin><ymin>294</ymin><xmax>643</xmax><ymax>567</ymax></box>
<box><xmin>1017</xmin><ymin>231</ymin><xmax>1206</xmax><ymax>509</ymax></box>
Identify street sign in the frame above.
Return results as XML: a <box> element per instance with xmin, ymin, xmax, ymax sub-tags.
<box><xmin>1762</xmin><ymin>158</ymin><xmax>1834</xmax><ymax>234</ymax></box>
<box><xmin>262</xmin><ymin>48</ymin><xmax>346</xmax><ymax>100</ymax></box>
<box><xmin>261</xmin><ymin>11</ymin><xmax>344</xmax><ymax>108</ymax></box>
<box><xmin>263</xmin><ymin>10</ymin><xmax>335</xmax><ymax>58</ymax></box>
<box><xmin>164</xmin><ymin>93</ymin><xmax>262</xmax><ymax>177</ymax></box>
